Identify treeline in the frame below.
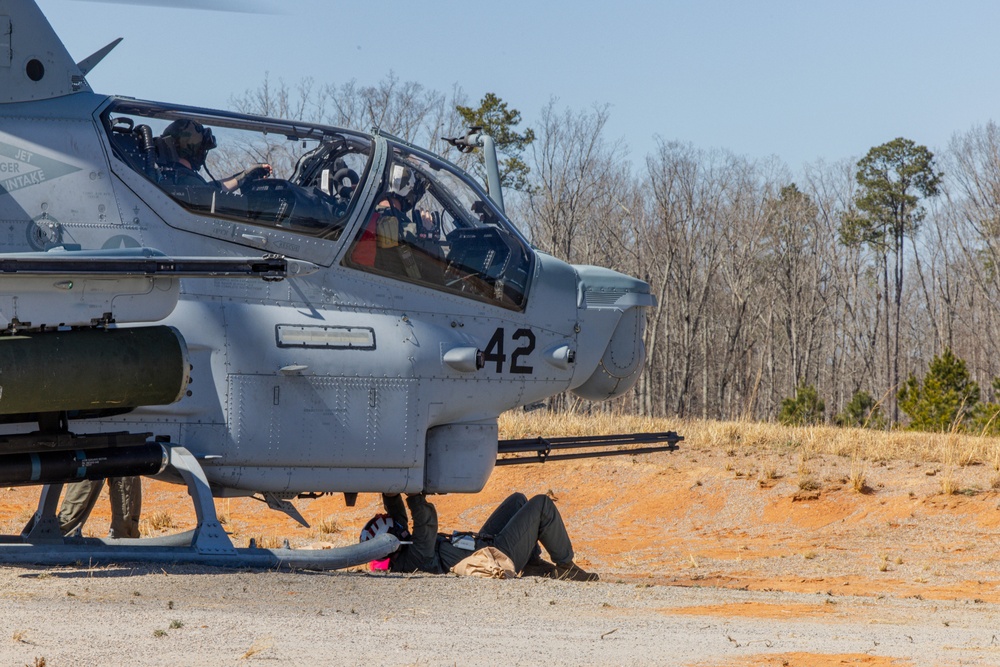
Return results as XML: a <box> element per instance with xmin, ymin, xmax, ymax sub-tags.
<box><xmin>229</xmin><ymin>74</ymin><xmax>1000</xmax><ymax>429</ymax></box>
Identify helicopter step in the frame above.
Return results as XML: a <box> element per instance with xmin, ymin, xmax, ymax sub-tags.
<box><xmin>0</xmin><ymin>444</ymin><xmax>399</xmax><ymax>570</ymax></box>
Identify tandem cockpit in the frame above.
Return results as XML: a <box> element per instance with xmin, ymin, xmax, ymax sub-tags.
<box><xmin>102</xmin><ymin>100</ymin><xmax>534</xmax><ymax>310</ymax></box>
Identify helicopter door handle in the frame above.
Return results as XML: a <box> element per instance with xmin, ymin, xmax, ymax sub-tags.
<box><xmin>241</xmin><ymin>233</ymin><xmax>267</xmax><ymax>247</ymax></box>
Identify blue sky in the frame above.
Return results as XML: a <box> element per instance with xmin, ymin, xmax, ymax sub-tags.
<box><xmin>34</xmin><ymin>0</ymin><xmax>1000</xmax><ymax>171</ymax></box>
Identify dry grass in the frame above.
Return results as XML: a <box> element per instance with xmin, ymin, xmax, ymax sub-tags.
<box><xmin>939</xmin><ymin>429</ymin><xmax>964</xmax><ymax>495</ymax></box>
<box><xmin>940</xmin><ymin>475</ymin><xmax>960</xmax><ymax>496</ymax></box>
<box><xmin>240</xmin><ymin>638</ymin><xmax>274</xmax><ymax>661</ymax></box>
<box><xmin>798</xmin><ymin>477</ymin><xmax>821</xmax><ymax>492</ymax></box>
<box><xmin>247</xmin><ymin>534</ymin><xmax>283</xmax><ymax>550</ymax></box>
<box><xmin>758</xmin><ymin>455</ymin><xmax>780</xmax><ymax>483</ymax></box>
<box><xmin>313</xmin><ymin>515</ymin><xmax>341</xmax><ymax>537</ymax></box>
<box><xmin>217</xmin><ymin>499</ymin><xmax>231</xmax><ymax>526</ymax></box>
<box><xmin>139</xmin><ymin>510</ymin><xmax>174</xmax><ymax>536</ymax></box>
<box><xmin>878</xmin><ymin>554</ymin><xmax>890</xmax><ymax>572</ymax></box>
<box><xmin>498</xmin><ymin>411</ymin><xmax>1000</xmax><ymax>469</ymax></box>
<box><xmin>796</xmin><ymin>449</ymin><xmax>812</xmax><ymax>476</ymax></box>
<box><xmin>849</xmin><ymin>451</ymin><xmax>869</xmax><ymax>493</ymax></box>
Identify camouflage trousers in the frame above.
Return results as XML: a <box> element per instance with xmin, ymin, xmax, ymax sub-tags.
<box><xmin>59</xmin><ymin>477</ymin><xmax>142</xmax><ymax>539</ymax></box>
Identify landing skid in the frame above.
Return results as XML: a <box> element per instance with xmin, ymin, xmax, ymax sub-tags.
<box><xmin>0</xmin><ymin>445</ymin><xmax>399</xmax><ymax>570</ymax></box>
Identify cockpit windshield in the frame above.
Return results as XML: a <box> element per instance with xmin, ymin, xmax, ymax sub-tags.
<box><xmin>343</xmin><ymin>143</ymin><xmax>533</xmax><ymax>311</ymax></box>
<box><xmin>102</xmin><ymin>100</ymin><xmax>372</xmax><ymax>241</ymax></box>
<box><xmin>102</xmin><ymin>100</ymin><xmax>533</xmax><ymax>310</ymax></box>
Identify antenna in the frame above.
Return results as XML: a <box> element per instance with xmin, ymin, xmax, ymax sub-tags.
<box><xmin>76</xmin><ymin>37</ymin><xmax>123</xmax><ymax>76</ymax></box>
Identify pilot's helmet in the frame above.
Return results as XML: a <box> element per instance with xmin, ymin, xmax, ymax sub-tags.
<box><xmin>359</xmin><ymin>512</ymin><xmax>408</xmax><ymax>571</ymax></box>
<box><xmin>388</xmin><ymin>164</ymin><xmax>417</xmax><ymax>200</ymax></box>
<box><xmin>162</xmin><ymin>119</ymin><xmax>217</xmax><ymax>170</ymax></box>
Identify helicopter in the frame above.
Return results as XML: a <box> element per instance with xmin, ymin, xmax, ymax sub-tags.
<box><xmin>0</xmin><ymin>1</ymin><xmax>678</xmax><ymax>569</ymax></box>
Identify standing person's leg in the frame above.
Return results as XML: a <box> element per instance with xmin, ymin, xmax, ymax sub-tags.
<box><xmin>108</xmin><ymin>476</ymin><xmax>142</xmax><ymax>538</ymax></box>
<box><xmin>58</xmin><ymin>479</ymin><xmax>105</xmax><ymax>536</ymax></box>
<box><xmin>492</xmin><ymin>494</ymin><xmax>574</xmax><ymax>571</ymax></box>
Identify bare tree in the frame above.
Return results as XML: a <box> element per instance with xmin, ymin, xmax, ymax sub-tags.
<box><xmin>644</xmin><ymin>141</ymin><xmax>731</xmax><ymax>417</ymax></box>
<box><xmin>229</xmin><ymin>72</ymin><xmax>468</xmax><ymax>159</ymax></box>
<box><xmin>526</xmin><ymin>101</ymin><xmax>626</xmax><ymax>263</ymax></box>
<box><xmin>941</xmin><ymin>123</ymin><xmax>1000</xmax><ymax>392</ymax></box>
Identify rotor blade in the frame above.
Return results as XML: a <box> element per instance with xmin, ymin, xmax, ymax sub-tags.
<box><xmin>68</xmin><ymin>0</ymin><xmax>283</xmax><ymax>14</ymax></box>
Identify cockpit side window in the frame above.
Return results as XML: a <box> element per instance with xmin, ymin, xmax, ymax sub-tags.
<box><xmin>343</xmin><ymin>147</ymin><xmax>533</xmax><ymax>311</ymax></box>
<box><xmin>102</xmin><ymin>101</ymin><xmax>372</xmax><ymax>241</ymax></box>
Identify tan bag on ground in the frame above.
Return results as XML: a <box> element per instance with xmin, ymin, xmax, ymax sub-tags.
<box><xmin>451</xmin><ymin>546</ymin><xmax>517</xmax><ymax>579</ymax></box>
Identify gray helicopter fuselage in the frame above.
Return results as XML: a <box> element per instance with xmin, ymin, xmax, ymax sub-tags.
<box><xmin>0</xmin><ymin>81</ymin><xmax>651</xmax><ymax>500</ymax></box>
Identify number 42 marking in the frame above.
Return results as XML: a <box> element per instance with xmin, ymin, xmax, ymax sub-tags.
<box><xmin>483</xmin><ymin>327</ymin><xmax>535</xmax><ymax>374</ymax></box>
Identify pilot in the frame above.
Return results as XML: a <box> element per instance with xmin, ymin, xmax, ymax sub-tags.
<box><xmin>363</xmin><ymin>492</ymin><xmax>599</xmax><ymax>582</ymax></box>
<box><xmin>157</xmin><ymin>119</ymin><xmax>272</xmax><ymax>201</ymax></box>
<box><xmin>350</xmin><ymin>164</ymin><xmax>415</xmax><ymax>270</ymax></box>
<box><xmin>349</xmin><ymin>164</ymin><xmax>442</xmax><ymax>280</ymax></box>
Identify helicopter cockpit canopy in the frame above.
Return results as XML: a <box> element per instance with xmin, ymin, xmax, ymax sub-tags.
<box><xmin>102</xmin><ymin>99</ymin><xmax>373</xmax><ymax>241</ymax></box>
<box><xmin>343</xmin><ymin>143</ymin><xmax>533</xmax><ymax>310</ymax></box>
<box><xmin>101</xmin><ymin>100</ymin><xmax>534</xmax><ymax>311</ymax></box>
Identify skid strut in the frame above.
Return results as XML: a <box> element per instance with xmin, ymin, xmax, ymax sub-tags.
<box><xmin>0</xmin><ymin>444</ymin><xmax>398</xmax><ymax>570</ymax></box>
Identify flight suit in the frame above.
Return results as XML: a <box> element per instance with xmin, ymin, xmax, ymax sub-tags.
<box><xmin>157</xmin><ymin>162</ymin><xmax>224</xmax><ymax>212</ymax></box>
<box><xmin>383</xmin><ymin>492</ymin><xmax>574</xmax><ymax>574</ymax></box>
<box><xmin>349</xmin><ymin>201</ymin><xmax>421</xmax><ymax>279</ymax></box>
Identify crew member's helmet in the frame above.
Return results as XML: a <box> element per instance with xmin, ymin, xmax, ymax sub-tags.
<box><xmin>388</xmin><ymin>164</ymin><xmax>416</xmax><ymax>198</ymax></box>
<box><xmin>386</xmin><ymin>164</ymin><xmax>421</xmax><ymax>209</ymax></box>
<box><xmin>359</xmin><ymin>513</ymin><xmax>408</xmax><ymax>571</ymax></box>
<box><xmin>162</xmin><ymin>119</ymin><xmax>217</xmax><ymax>170</ymax></box>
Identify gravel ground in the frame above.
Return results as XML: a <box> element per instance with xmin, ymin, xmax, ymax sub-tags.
<box><xmin>5</xmin><ymin>445</ymin><xmax>1000</xmax><ymax>665</ymax></box>
<box><xmin>1</xmin><ymin>563</ymin><xmax>998</xmax><ymax>666</ymax></box>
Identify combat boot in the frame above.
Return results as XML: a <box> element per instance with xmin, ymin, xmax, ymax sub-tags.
<box><xmin>551</xmin><ymin>561</ymin><xmax>599</xmax><ymax>582</ymax></box>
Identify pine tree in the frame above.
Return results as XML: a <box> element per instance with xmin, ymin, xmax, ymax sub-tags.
<box><xmin>898</xmin><ymin>348</ymin><xmax>979</xmax><ymax>432</ymax></box>
<box><xmin>456</xmin><ymin>93</ymin><xmax>535</xmax><ymax>192</ymax></box>
<box><xmin>778</xmin><ymin>384</ymin><xmax>826</xmax><ymax>426</ymax></box>
<box><xmin>834</xmin><ymin>391</ymin><xmax>886</xmax><ymax>429</ymax></box>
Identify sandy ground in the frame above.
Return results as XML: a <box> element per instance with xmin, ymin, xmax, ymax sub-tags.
<box><xmin>2</xmin><ymin>440</ymin><xmax>1000</xmax><ymax>665</ymax></box>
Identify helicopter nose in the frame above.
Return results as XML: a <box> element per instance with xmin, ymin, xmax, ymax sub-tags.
<box><xmin>570</xmin><ymin>265</ymin><xmax>655</xmax><ymax>401</ymax></box>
